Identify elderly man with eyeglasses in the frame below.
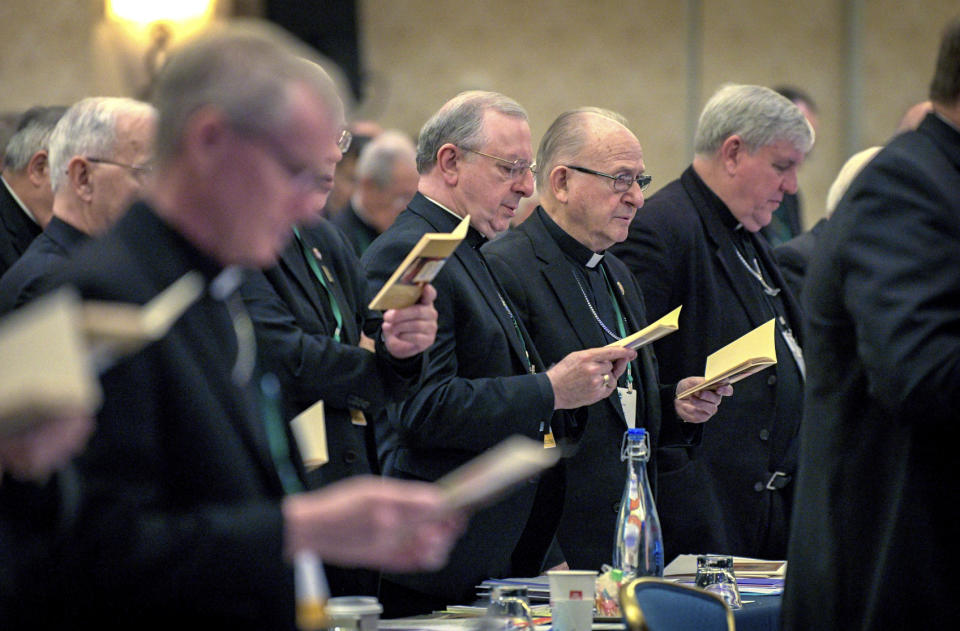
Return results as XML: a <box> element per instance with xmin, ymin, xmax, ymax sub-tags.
<box><xmin>483</xmin><ymin>107</ymin><xmax>730</xmax><ymax>573</ymax></box>
<box><xmin>610</xmin><ymin>84</ymin><xmax>813</xmax><ymax>564</ymax></box>
<box><xmin>0</xmin><ymin>97</ymin><xmax>155</xmax><ymax>316</ymax></box>
<box><xmin>362</xmin><ymin>92</ymin><xmax>636</xmax><ymax>616</ymax></box>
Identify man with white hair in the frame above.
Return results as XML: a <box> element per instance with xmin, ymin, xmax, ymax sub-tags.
<box><xmin>331</xmin><ymin>129</ymin><xmax>419</xmax><ymax>255</ymax></box>
<box><xmin>0</xmin><ymin>105</ymin><xmax>66</xmax><ymax>277</ymax></box>
<box><xmin>0</xmin><ymin>97</ymin><xmax>155</xmax><ymax>315</ymax></box>
<box><xmin>611</xmin><ymin>84</ymin><xmax>814</xmax><ymax>562</ymax></box>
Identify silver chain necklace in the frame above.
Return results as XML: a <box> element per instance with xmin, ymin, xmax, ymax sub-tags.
<box><xmin>734</xmin><ymin>246</ymin><xmax>781</xmax><ymax>297</ymax></box>
<box><xmin>572</xmin><ymin>269</ymin><xmax>621</xmax><ymax>341</ymax></box>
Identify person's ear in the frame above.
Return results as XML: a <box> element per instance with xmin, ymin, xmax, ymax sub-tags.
<box><xmin>549</xmin><ymin>165</ymin><xmax>571</xmax><ymax>204</ymax></box>
<box><xmin>181</xmin><ymin>106</ymin><xmax>232</xmax><ymax>177</ymax></box>
<box><xmin>26</xmin><ymin>150</ymin><xmax>50</xmax><ymax>188</ymax></box>
<box><xmin>66</xmin><ymin>156</ymin><xmax>94</xmax><ymax>203</ymax></box>
<box><xmin>435</xmin><ymin>143</ymin><xmax>461</xmax><ymax>186</ymax></box>
<box><xmin>719</xmin><ymin>135</ymin><xmax>745</xmax><ymax>176</ymax></box>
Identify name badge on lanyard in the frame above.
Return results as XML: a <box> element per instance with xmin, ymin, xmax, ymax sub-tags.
<box><xmin>617</xmin><ymin>386</ymin><xmax>638</xmax><ymax>429</ymax></box>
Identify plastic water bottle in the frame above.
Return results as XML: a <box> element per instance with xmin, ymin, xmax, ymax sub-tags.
<box><xmin>612</xmin><ymin>428</ymin><xmax>664</xmax><ymax>577</ymax></box>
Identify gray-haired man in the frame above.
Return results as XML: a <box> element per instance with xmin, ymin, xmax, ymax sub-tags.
<box><xmin>611</xmin><ymin>84</ymin><xmax>814</xmax><ymax>562</ymax></box>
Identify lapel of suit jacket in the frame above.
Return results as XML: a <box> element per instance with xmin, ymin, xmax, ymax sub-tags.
<box><xmin>297</xmin><ymin>226</ymin><xmax>360</xmax><ymax>344</ymax></box>
<box><xmin>412</xmin><ymin>196</ymin><xmax>544</xmax><ymax>371</ymax></box>
<box><xmin>525</xmin><ymin>211</ymin><xmax>606</xmax><ymax>351</ymax></box>
<box><xmin>682</xmin><ymin>173</ymin><xmax>772</xmax><ymax>329</ymax></box>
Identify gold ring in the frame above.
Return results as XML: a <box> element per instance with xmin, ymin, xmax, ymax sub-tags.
<box><xmin>603</xmin><ymin>374</ymin><xmax>611</xmax><ymax>388</ymax></box>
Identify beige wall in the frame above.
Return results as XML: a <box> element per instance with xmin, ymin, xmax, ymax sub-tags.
<box><xmin>2</xmin><ymin>0</ymin><xmax>956</xmax><ymax>226</ymax></box>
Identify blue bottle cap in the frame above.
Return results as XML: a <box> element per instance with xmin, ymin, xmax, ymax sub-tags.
<box><xmin>627</xmin><ymin>428</ymin><xmax>646</xmax><ymax>440</ymax></box>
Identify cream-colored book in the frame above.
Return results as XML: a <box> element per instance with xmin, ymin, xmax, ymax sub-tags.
<box><xmin>290</xmin><ymin>399</ymin><xmax>328</xmax><ymax>471</ymax></box>
<box><xmin>676</xmin><ymin>318</ymin><xmax>777</xmax><ymax>399</ymax></box>
<box><xmin>368</xmin><ymin>214</ymin><xmax>470</xmax><ymax>311</ymax></box>
<box><xmin>0</xmin><ymin>289</ymin><xmax>102</xmax><ymax>436</ymax></box>
<box><xmin>81</xmin><ymin>271</ymin><xmax>204</xmax><ymax>361</ymax></box>
<box><xmin>606</xmin><ymin>305</ymin><xmax>681</xmax><ymax>350</ymax></box>
<box><xmin>437</xmin><ymin>434</ymin><xmax>562</xmax><ymax>511</ymax></box>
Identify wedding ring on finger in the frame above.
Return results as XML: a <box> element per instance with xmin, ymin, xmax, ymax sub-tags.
<box><xmin>603</xmin><ymin>373</ymin><xmax>611</xmax><ymax>388</ymax></box>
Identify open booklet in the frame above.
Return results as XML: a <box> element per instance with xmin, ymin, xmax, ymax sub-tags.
<box><xmin>368</xmin><ymin>214</ymin><xmax>470</xmax><ymax>311</ymax></box>
<box><xmin>676</xmin><ymin>318</ymin><xmax>777</xmax><ymax>400</ymax></box>
<box><xmin>437</xmin><ymin>434</ymin><xmax>562</xmax><ymax>511</ymax></box>
<box><xmin>606</xmin><ymin>305</ymin><xmax>681</xmax><ymax>350</ymax></box>
<box><xmin>0</xmin><ymin>273</ymin><xmax>204</xmax><ymax>436</ymax></box>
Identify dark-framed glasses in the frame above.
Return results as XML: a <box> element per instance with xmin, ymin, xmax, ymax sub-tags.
<box><xmin>565</xmin><ymin>165</ymin><xmax>652</xmax><ymax>193</ymax></box>
<box><xmin>86</xmin><ymin>157</ymin><xmax>153</xmax><ymax>180</ymax></box>
<box><xmin>462</xmin><ymin>147</ymin><xmax>536</xmax><ymax>180</ymax></box>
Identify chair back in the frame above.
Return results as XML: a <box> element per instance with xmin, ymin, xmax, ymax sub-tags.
<box><xmin>620</xmin><ymin>577</ymin><xmax>735</xmax><ymax>631</ymax></box>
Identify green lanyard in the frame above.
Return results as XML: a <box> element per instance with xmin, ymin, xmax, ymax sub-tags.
<box><xmin>599</xmin><ymin>265</ymin><xmax>634</xmax><ymax>390</ymax></box>
<box><xmin>292</xmin><ymin>226</ymin><xmax>343</xmax><ymax>342</ymax></box>
<box><xmin>259</xmin><ymin>372</ymin><xmax>304</xmax><ymax>495</ymax></box>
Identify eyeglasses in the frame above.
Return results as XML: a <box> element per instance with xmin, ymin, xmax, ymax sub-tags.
<box><xmin>337</xmin><ymin>129</ymin><xmax>352</xmax><ymax>153</ymax></box>
<box><xmin>86</xmin><ymin>157</ymin><xmax>153</xmax><ymax>180</ymax></box>
<box><xmin>565</xmin><ymin>165</ymin><xmax>652</xmax><ymax>193</ymax></box>
<box><xmin>251</xmin><ymin>135</ymin><xmax>331</xmax><ymax>195</ymax></box>
<box><xmin>462</xmin><ymin>147</ymin><xmax>536</xmax><ymax>180</ymax></box>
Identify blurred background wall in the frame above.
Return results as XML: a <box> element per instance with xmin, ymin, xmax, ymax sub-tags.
<box><xmin>1</xmin><ymin>0</ymin><xmax>955</xmax><ymax>229</ymax></box>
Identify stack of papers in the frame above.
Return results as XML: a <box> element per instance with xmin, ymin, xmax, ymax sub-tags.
<box><xmin>475</xmin><ymin>576</ymin><xmax>551</xmax><ymax>603</ymax></box>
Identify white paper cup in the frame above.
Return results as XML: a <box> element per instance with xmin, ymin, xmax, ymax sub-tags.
<box><xmin>547</xmin><ymin>569</ymin><xmax>597</xmax><ymax>602</ymax></box>
<box><xmin>551</xmin><ymin>598</ymin><xmax>595</xmax><ymax>631</ymax></box>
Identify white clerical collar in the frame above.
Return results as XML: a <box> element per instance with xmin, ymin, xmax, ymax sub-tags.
<box><xmin>586</xmin><ymin>252</ymin><xmax>604</xmax><ymax>268</ymax></box>
<box><xmin>422</xmin><ymin>194</ymin><xmax>469</xmax><ymax>225</ymax></box>
<box><xmin>0</xmin><ymin>175</ymin><xmax>39</xmax><ymax>226</ymax></box>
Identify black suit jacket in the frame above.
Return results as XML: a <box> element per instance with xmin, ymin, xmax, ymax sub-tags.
<box><xmin>240</xmin><ymin>218</ymin><xmax>423</xmax><ymax>596</ymax></box>
<box><xmin>773</xmin><ymin>216</ymin><xmax>828</xmax><ymax>301</ymax></box>
<box><xmin>483</xmin><ymin>207</ymin><xmax>697</xmax><ymax>570</ymax></box>
<box><xmin>361</xmin><ymin>193</ymin><xmax>563</xmax><ymax>608</ymax></box>
<box><xmin>0</xmin><ymin>177</ymin><xmax>42</xmax><ymax>278</ymax></box>
<box><xmin>3</xmin><ymin>203</ymin><xmax>297</xmax><ymax>629</ymax></box>
<box><xmin>610</xmin><ymin>167</ymin><xmax>805</xmax><ymax>561</ymax></box>
<box><xmin>329</xmin><ymin>202</ymin><xmax>380</xmax><ymax>257</ymax></box>
<box><xmin>0</xmin><ymin>216</ymin><xmax>89</xmax><ymax>316</ymax></box>
<box><xmin>782</xmin><ymin>113</ymin><xmax>958</xmax><ymax>631</ymax></box>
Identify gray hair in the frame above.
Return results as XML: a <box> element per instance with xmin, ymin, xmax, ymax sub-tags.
<box><xmin>150</xmin><ymin>20</ymin><xmax>343</xmax><ymax>165</ymax></box>
<box><xmin>3</xmin><ymin>105</ymin><xmax>68</xmax><ymax>172</ymax></box>
<box><xmin>356</xmin><ymin>129</ymin><xmax>417</xmax><ymax>189</ymax></box>
<box><xmin>693</xmin><ymin>84</ymin><xmax>814</xmax><ymax>156</ymax></box>
<box><xmin>415</xmin><ymin>90</ymin><xmax>528</xmax><ymax>174</ymax></box>
<box><xmin>536</xmin><ymin>107</ymin><xmax>629</xmax><ymax>192</ymax></box>
<box><xmin>48</xmin><ymin>97</ymin><xmax>156</xmax><ymax>194</ymax></box>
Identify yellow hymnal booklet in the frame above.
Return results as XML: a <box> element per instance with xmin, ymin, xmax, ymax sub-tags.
<box><xmin>368</xmin><ymin>214</ymin><xmax>470</xmax><ymax>311</ymax></box>
<box><xmin>0</xmin><ymin>289</ymin><xmax>102</xmax><ymax>436</ymax></box>
<box><xmin>437</xmin><ymin>435</ymin><xmax>562</xmax><ymax>511</ymax></box>
<box><xmin>290</xmin><ymin>400</ymin><xmax>328</xmax><ymax>471</ymax></box>
<box><xmin>606</xmin><ymin>305</ymin><xmax>681</xmax><ymax>350</ymax></box>
<box><xmin>676</xmin><ymin>318</ymin><xmax>777</xmax><ymax>399</ymax></box>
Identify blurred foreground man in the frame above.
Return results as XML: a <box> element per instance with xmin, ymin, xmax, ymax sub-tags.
<box><xmin>0</xmin><ymin>97</ymin><xmax>155</xmax><ymax>315</ymax></box>
<box><xmin>362</xmin><ymin>91</ymin><xmax>635</xmax><ymax>615</ymax></box>
<box><xmin>0</xmin><ymin>22</ymin><xmax>462</xmax><ymax>629</ymax></box>
<box><xmin>484</xmin><ymin>108</ymin><xmax>729</xmax><ymax>570</ymax></box>
<box><xmin>611</xmin><ymin>84</ymin><xmax>813</xmax><ymax>561</ymax></box>
<box><xmin>782</xmin><ymin>17</ymin><xmax>960</xmax><ymax>631</ymax></box>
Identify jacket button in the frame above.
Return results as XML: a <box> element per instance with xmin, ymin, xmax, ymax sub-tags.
<box><xmin>344</xmin><ymin>450</ymin><xmax>358</xmax><ymax>464</ymax></box>
<box><xmin>759</xmin><ymin>429</ymin><xmax>770</xmax><ymax>441</ymax></box>
<box><xmin>766</xmin><ymin>374</ymin><xmax>777</xmax><ymax>386</ymax></box>
<box><xmin>754</xmin><ymin>481</ymin><xmax>765</xmax><ymax>492</ymax></box>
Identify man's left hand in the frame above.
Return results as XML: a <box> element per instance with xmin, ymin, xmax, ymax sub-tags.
<box><xmin>382</xmin><ymin>283</ymin><xmax>438</xmax><ymax>359</ymax></box>
<box><xmin>674</xmin><ymin>377</ymin><xmax>733</xmax><ymax>423</ymax></box>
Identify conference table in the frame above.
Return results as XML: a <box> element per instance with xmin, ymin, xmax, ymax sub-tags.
<box><xmin>380</xmin><ymin>592</ymin><xmax>781</xmax><ymax>631</ymax></box>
